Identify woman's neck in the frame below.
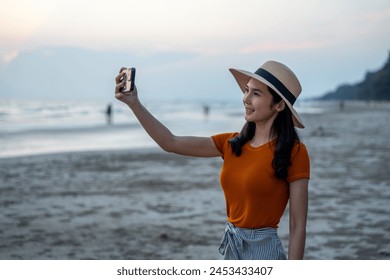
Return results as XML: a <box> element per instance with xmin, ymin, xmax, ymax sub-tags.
<box><xmin>250</xmin><ymin>122</ymin><xmax>276</xmax><ymax>147</ymax></box>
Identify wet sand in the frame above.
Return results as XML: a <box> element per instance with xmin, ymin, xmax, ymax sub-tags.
<box><xmin>1</xmin><ymin>101</ymin><xmax>390</xmax><ymax>259</ymax></box>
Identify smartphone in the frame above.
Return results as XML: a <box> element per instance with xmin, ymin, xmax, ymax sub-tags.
<box><xmin>121</xmin><ymin>67</ymin><xmax>136</xmax><ymax>92</ymax></box>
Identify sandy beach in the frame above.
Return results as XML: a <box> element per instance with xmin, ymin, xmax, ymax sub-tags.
<box><xmin>1</xmin><ymin>101</ymin><xmax>390</xmax><ymax>260</ymax></box>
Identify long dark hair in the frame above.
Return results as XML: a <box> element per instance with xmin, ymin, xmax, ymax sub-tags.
<box><xmin>228</xmin><ymin>86</ymin><xmax>300</xmax><ymax>180</ymax></box>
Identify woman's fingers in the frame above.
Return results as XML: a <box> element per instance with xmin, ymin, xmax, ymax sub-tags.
<box><xmin>115</xmin><ymin>67</ymin><xmax>127</xmax><ymax>84</ymax></box>
<box><xmin>115</xmin><ymin>78</ymin><xmax>125</xmax><ymax>94</ymax></box>
<box><xmin>115</xmin><ymin>72</ymin><xmax>125</xmax><ymax>84</ymax></box>
<box><xmin>115</xmin><ymin>67</ymin><xmax>128</xmax><ymax>93</ymax></box>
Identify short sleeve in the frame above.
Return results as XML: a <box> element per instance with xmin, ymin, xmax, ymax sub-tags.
<box><xmin>287</xmin><ymin>143</ymin><xmax>310</xmax><ymax>183</ymax></box>
<box><xmin>211</xmin><ymin>132</ymin><xmax>238</xmax><ymax>156</ymax></box>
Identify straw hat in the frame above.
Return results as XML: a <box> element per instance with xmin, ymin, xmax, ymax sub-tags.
<box><xmin>229</xmin><ymin>60</ymin><xmax>304</xmax><ymax>128</ymax></box>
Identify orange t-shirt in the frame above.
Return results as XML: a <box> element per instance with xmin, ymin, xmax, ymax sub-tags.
<box><xmin>212</xmin><ymin>132</ymin><xmax>310</xmax><ymax>229</ymax></box>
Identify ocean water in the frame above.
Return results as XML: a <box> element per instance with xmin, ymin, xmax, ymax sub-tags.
<box><xmin>0</xmin><ymin>98</ymin><xmax>328</xmax><ymax>158</ymax></box>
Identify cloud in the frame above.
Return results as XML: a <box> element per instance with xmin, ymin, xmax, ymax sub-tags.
<box><xmin>3</xmin><ymin>51</ymin><xmax>19</xmax><ymax>64</ymax></box>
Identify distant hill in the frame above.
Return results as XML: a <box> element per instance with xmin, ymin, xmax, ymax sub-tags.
<box><xmin>320</xmin><ymin>52</ymin><xmax>390</xmax><ymax>100</ymax></box>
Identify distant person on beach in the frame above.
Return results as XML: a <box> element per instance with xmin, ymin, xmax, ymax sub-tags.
<box><xmin>106</xmin><ymin>103</ymin><xmax>112</xmax><ymax>124</ymax></box>
<box><xmin>339</xmin><ymin>101</ymin><xmax>345</xmax><ymax>110</ymax></box>
<box><xmin>115</xmin><ymin>61</ymin><xmax>310</xmax><ymax>260</ymax></box>
<box><xmin>203</xmin><ymin>104</ymin><xmax>210</xmax><ymax>116</ymax></box>
<box><xmin>203</xmin><ymin>104</ymin><xmax>210</xmax><ymax>121</ymax></box>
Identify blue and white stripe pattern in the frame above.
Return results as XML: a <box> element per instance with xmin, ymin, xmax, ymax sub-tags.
<box><xmin>219</xmin><ymin>222</ymin><xmax>287</xmax><ymax>260</ymax></box>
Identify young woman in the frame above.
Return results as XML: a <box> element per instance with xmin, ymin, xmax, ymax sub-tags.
<box><xmin>114</xmin><ymin>60</ymin><xmax>310</xmax><ymax>260</ymax></box>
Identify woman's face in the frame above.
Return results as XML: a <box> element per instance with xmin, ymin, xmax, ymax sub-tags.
<box><xmin>243</xmin><ymin>78</ymin><xmax>280</xmax><ymax>125</ymax></box>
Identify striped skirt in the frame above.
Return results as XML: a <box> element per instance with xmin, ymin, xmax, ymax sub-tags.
<box><xmin>219</xmin><ymin>222</ymin><xmax>287</xmax><ymax>260</ymax></box>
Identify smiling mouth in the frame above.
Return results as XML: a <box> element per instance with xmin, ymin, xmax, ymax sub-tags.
<box><xmin>245</xmin><ymin>107</ymin><xmax>254</xmax><ymax>114</ymax></box>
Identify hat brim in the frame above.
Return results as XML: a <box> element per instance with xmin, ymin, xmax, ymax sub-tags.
<box><xmin>229</xmin><ymin>68</ymin><xmax>305</xmax><ymax>128</ymax></box>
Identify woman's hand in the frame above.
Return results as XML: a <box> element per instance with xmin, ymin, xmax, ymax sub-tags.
<box><xmin>115</xmin><ymin>67</ymin><xmax>139</xmax><ymax>108</ymax></box>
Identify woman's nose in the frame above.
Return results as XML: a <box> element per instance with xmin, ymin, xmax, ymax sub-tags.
<box><xmin>243</xmin><ymin>92</ymin><xmax>251</xmax><ymax>104</ymax></box>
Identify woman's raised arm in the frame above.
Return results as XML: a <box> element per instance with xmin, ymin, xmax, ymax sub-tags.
<box><xmin>115</xmin><ymin>69</ymin><xmax>221</xmax><ymax>157</ymax></box>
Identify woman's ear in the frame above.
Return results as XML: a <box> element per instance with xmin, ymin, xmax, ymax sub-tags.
<box><xmin>275</xmin><ymin>100</ymin><xmax>286</xmax><ymax>112</ymax></box>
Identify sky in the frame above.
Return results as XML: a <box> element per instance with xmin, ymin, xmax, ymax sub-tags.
<box><xmin>0</xmin><ymin>0</ymin><xmax>389</xmax><ymax>101</ymax></box>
